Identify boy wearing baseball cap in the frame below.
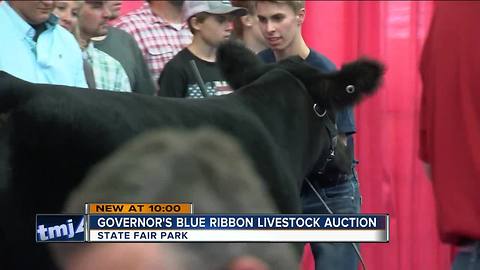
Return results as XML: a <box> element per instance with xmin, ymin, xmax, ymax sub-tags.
<box><xmin>158</xmin><ymin>1</ymin><xmax>246</xmax><ymax>98</ymax></box>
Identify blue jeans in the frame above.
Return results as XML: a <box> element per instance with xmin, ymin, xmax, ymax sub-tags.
<box><xmin>452</xmin><ymin>242</ymin><xmax>480</xmax><ymax>270</ymax></box>
<box><xmin>301</xmin><ymin>168</ymin><xmax>361</xmax><ymax>270</ymax></box>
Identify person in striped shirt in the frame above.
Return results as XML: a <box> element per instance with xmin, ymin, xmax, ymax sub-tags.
<box><xmin>115</xmin><ymin>1</ymin><xmax>193</xmax><ymax>87</ymax></box>
<box><xmin>77</xmin><ymin>0</ymin><xmax>131</xmax><ymax>92</ymax></box>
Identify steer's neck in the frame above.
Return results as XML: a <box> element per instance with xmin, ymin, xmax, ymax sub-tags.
<box><xmin>239</xmin><ymin>69</ymin><xmax>324</xmax><ymax>187</ymax></box>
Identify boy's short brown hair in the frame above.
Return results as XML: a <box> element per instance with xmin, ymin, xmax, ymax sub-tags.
<box><xmin>255</xmin><ymin>1</ymin><xmax>305</xmax><ymax>14</ymax></box>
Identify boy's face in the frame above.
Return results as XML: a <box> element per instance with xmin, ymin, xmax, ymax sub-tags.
<box><xmin>256</xmin><ymin>2</ymin><xmax>303</xmax><ymax>51</ymax></box>
<box><xmin>194</xmin><ymin>14</ymin><xmax>235</xmax><ymax>48</ymax></box>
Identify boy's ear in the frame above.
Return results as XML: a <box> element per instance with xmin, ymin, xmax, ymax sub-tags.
<box><xmin>297</xmin><ymin>8</ymin><xmax>306</xmax><ymax>24</ymax></box>
<box><xmin>190</xmin><ymin>16</ymin><xmax>201</xmax><ymax>32</ymax></box>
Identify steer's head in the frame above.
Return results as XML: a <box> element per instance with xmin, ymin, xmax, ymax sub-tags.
<box><xmin>217</xmin><ymin>41</ymin><xmax>384</xmax><ymax>111</ymax></box>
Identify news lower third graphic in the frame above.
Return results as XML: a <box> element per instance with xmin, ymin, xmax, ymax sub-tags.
<box><xmin>36</xmin><ymin>203</ymin><xmax>390</xmax><ymax>243</ymax></box>
<box><xmin>36</xmin><ymin>215</ymin><xmax>85</xmax><ymax>242</ymax></box>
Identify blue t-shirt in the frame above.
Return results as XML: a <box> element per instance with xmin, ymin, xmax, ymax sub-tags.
<box><xmin>257</xmin><ymin>48</ymin><xmax>356</xmax><ymax>135</ymax></box>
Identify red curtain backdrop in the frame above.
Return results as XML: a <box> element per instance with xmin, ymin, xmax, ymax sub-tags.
<box><xmin>119</xmin><ymin>1</ymin><xmax>454</xmax><ymax>269</ymax></box>
<box><xmin>302</xmin><ymin>1</ymin><xmax>453</xmax><ymax>270</ymax></box>
<box><xmin>120</xmin><ymin>1</ymin><xmax>142</xmax><ymax>15</ymax></box>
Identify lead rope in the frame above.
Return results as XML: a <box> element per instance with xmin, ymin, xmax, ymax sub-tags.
<box><xmin>304</xmin><ymin>177</ymin><xmax>367</xmax><ymax>270</ymax></box>
<box><xmin>189</xmin><ymin>60</ymin><xmax>209</xmax><ymax>98</ymax></box>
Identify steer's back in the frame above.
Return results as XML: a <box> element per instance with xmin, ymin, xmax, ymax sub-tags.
<box><xmin>0</xmin><ymin>70</ymin><xmax>306</xmax><ymax>269</ymax></box>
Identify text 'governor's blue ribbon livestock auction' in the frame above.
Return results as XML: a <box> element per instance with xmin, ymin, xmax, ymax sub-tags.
<box><xmin>36</xmin><ymin>213</ymin><xmax>389</xmax><ymax>243</ymax></box>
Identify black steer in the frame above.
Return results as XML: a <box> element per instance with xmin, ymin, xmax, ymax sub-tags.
<box><xmin>0</xmin><ymin>42</ymin><xmax>383</xmax><ymax>269</ymax></box>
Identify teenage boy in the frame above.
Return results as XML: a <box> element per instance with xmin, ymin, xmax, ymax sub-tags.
<box><xmin>158</xmin><ymin>1</ymin><xmax>246</xmax><ymax>98</ymax></box>
<box><xmin>256</xmin><ymin>2</ymin><xmax>361</xmax><ymax>270</ymax></box>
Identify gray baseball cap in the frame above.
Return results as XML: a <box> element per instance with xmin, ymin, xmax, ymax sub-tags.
<box><xmin>182</xmin><ymin>0</ymin><xmax>247</xmax><ymax>22</ymax></box>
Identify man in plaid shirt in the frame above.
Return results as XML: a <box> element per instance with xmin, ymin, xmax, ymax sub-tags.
<box><xmin>83</xmin><ymin>42</ymin><xmax>131</xmax><ymax>92</ymax></box>
<box><xmin>115</xmin><ymin>1</ymin><xmax>193</xmax><ymax>87</ymax></box>
<box><xmin>77</xmin><ymin>1</ymin><xmax>131</xmax><ymax>92</ymax></box>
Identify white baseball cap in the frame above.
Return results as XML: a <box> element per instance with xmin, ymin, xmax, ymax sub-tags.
<box><xmin>182</xmin><ymin>0</ymin><xmax>247</xmax><ymax>22</ymax></box>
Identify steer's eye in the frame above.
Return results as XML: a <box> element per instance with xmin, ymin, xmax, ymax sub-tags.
<box><xmin>346</xmin><ymin>85</ymin><xmax>355</xmax><ymax>94</ymax></box>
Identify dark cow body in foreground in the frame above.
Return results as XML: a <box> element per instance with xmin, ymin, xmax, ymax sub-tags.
<box><xmin>0</xmin><ymin>42</ymin><xmax>383</xmax><ymax>269</ymax></box>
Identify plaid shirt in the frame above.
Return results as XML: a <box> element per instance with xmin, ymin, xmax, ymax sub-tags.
<box><xmin>84</xmin><ymin>43</ymin><xmax>131</xmax><ymax>92</ymax></box>
<box><xmin>114</xmin><ymin>3</ymin><xmax>192</xmax><ymax>82</ymax></box>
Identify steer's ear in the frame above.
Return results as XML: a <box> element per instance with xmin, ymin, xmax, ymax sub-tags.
<box><xmin>321</xmin><ymin>58</ymin><xmax>384</xmax><ymax>108</ymax></box>
<box><xmin>286</xmin><ymin>58</ymin><xmax>384</xmax><ymax>109</ymax></box>
<box><xmin>273</xmin><ymin>57</ymin><xmax>384</xmax><ymax>109</ymax></box>
<box><xmin>217</xmin><ymin>41</ymin><xmax>269</xmax><ymax>89</ymax></box>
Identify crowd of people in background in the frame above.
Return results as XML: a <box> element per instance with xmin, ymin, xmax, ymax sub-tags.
<box><xmin>0</xmin><ymin>1</ymin><xmax>361</xmax><ymax>269</ymax></box>
<box><xmin>2</xmin><ymin>1</ymin><xmax>476</xmax><ymax>270</ymax></box>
